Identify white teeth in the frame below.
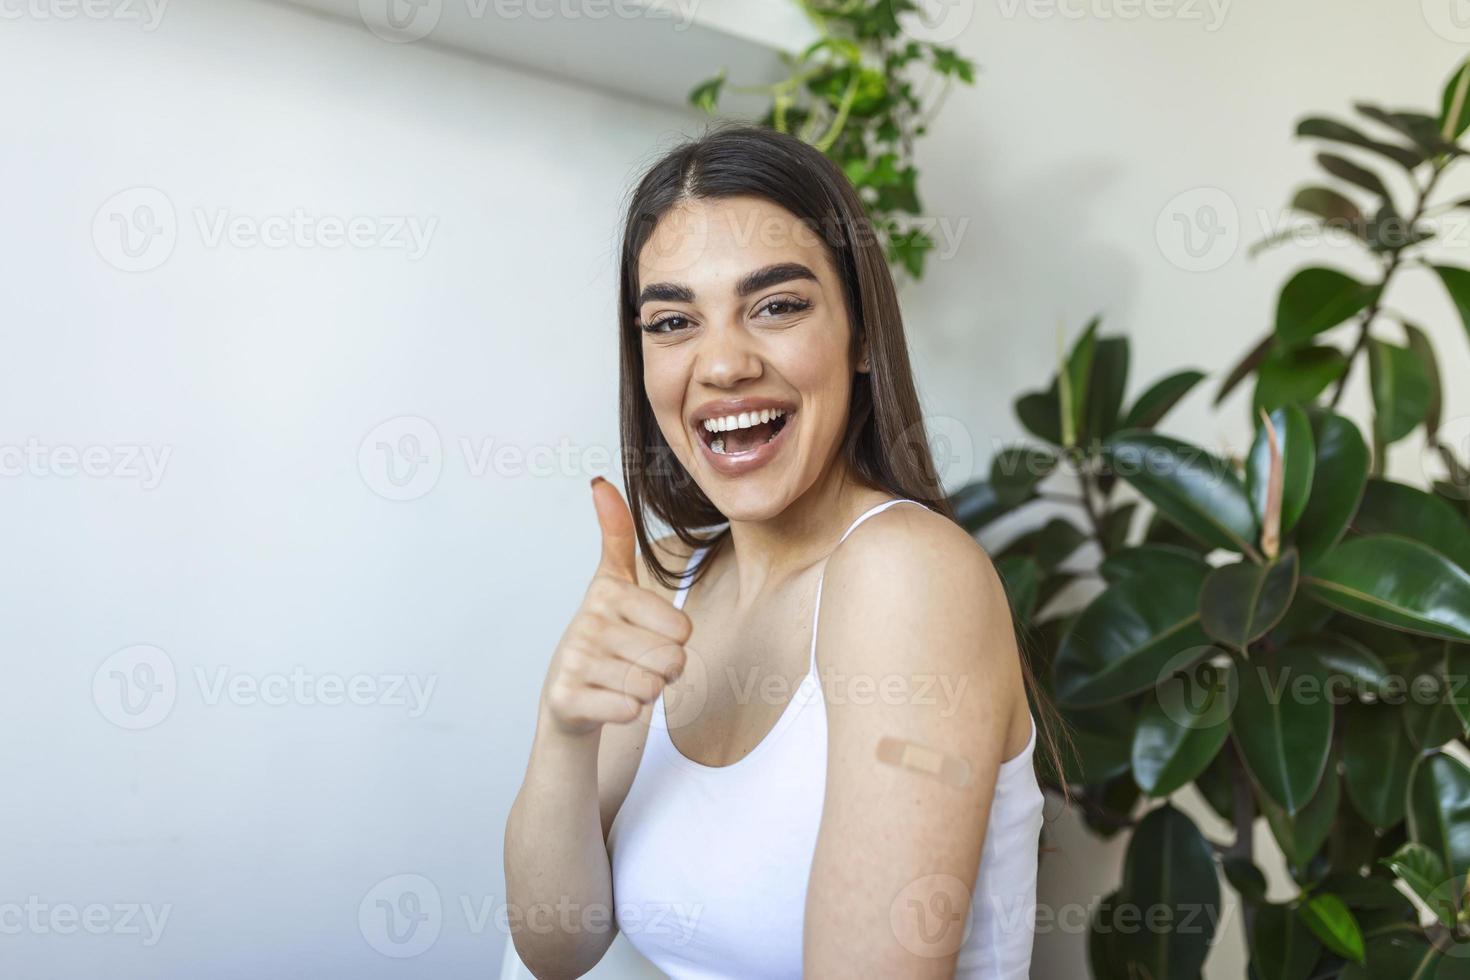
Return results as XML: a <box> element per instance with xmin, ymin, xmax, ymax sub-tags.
<box><xmin>701</xmin><ymin>408</ymin><xmax>786</xmax><ymax>433</ymax></box>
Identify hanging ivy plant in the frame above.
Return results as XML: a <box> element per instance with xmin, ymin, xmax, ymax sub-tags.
<box><xmin>688</xmin><ymin>0</ymin><xmax>976</xmax><ymax>281</ymax></box>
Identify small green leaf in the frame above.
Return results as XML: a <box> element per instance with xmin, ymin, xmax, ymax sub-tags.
<box><xmin>1199</xmin><ymin>551</ymin><xmax>1300</xmax><ymax>649</ymax></box>
<box><xmin>1104</xmin><ymin>431</ymin><xmax>1258</xmax><ymax>555</ymax></box>
<box><xmin>1297</xmin><ymin>893</ymin><xmax>1365</xmax><ymax>964</ymax></box>
<box><xmin>1368</xmin><ymin>337</ymin><xmax>1432</xmax><ymax>446</ymax></box>
<box><xmin>1274</xmin><ymin>268</ymin><xmax>1379</xmax><ymax>348</ymax></box>
<box><xmin>1120</xmin><ymin>369</ymin><xmax>1205</xmax><ymax>430</ymax></box>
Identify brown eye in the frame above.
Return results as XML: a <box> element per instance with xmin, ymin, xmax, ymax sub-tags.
<box><xmin>758</xmin><ymin>297</ymin><xmax>811</xmax><ymax>318</ymax></box>
<box><xmin>643</xmin><ymin>314</ymin><xmax>690</xmax><ymax>334</ymax></box>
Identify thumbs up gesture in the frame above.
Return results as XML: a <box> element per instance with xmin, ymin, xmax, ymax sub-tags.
<box><xmin>542</xmin><ymin>477</ymin><xmax>693</xmax><ymax>738</ymax></box>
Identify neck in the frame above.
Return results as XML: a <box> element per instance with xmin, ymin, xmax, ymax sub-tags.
<box><xmin>718</xmin><ymin>460</ymin><xmax>893</xmax><ymax>607</ymax></box>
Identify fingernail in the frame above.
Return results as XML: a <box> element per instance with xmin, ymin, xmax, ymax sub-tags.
<box><xmin>590</xmin><ymin>476</ymin><xmax>605</xmax><ymax>489</ymax></box>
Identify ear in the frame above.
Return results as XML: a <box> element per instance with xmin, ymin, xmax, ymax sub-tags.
<box><xmin>856</xmin><ymin>337</ymin><xmax>871</xmax><ymax>373</ymax></box>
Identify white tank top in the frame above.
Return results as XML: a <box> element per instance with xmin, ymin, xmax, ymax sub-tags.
<box><xmin>607</xmin><ymin>498</ymin><xmax>1046</xmax><ymax>979</ymax></box>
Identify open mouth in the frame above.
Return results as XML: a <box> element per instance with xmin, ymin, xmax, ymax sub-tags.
<box><xmin>697</xmin><ymin>408</ymin><xmax>792</xmax><ymax>456</ymax></box>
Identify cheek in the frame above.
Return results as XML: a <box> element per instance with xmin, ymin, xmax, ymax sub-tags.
<box><xmin>641</xmin><ymin>348</ymin><xmax>691</xmax><ymax>438</ymax></box>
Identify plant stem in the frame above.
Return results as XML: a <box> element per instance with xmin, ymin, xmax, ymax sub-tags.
<box><xmin>1328</xmin><ymin>160</ymin><xmax>1449</xmax><ymax>408</ymax></box>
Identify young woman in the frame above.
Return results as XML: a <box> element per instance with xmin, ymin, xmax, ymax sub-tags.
<box><xmin>504</xmin><ymin>124</ymin><xmax>1055</xmax><ymax>979</ymax></box>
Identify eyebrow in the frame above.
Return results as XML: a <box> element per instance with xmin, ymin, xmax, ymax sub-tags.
<box><xmin>636</xmin><ymin>262</ymin><xmax>818</xmax><ymax>307</ymax></box>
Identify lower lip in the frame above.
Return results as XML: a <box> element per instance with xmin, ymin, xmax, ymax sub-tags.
<box><xmin>694</xmin><ymin>414</ymin><xmax>795</xmax><ymax>477</ymax></box>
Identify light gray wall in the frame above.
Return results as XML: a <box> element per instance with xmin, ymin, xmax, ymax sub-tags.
<box><xmin>3</xmin><ymin>1</ymin><xmax>1466</xmax><ymax>978</ymax></box>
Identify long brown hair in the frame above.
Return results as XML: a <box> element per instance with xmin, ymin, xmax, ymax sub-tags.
<box><xmin>614</xmin><ymin>122</ymin><xmax>1068</xmax><ymax>792</ymax></box>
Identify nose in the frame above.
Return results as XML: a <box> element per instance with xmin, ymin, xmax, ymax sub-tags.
<box><xmin>693</xmin><ymin>319</ymin><xmax>762</xmax><ymax>389</ymax></box>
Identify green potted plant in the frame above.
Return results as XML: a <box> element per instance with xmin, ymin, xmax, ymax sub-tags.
<box><xmin>954</xmin><ymin>60</ymin><xmax>1470</xmax><ymax>978</ymax></box>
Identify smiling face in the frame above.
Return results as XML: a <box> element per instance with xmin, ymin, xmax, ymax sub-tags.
<box><xmin>636</xmin><ymin>195</ymin><xmax>867</xmax><ymax>522</ymax></box>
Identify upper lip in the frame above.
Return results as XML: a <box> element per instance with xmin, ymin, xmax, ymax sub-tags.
<box><xmin>689</xmin><ymin>396</ymin><xmax>797</xmax><ymax>428</ymax></box>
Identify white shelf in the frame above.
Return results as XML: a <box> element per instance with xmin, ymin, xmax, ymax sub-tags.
<box><xmin>276</xmin><ymin>0</ymin><xmax>820</xmax><ymax>113</ymax></box>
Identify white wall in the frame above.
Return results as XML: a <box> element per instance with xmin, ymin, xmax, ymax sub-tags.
<box><xmin>3</xmin><ymin>1</ymin><xmax>1466</xmax><ymax>978</ymax></box>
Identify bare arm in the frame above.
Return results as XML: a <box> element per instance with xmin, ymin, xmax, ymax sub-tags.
<box><xmin>803</xmin><ymin>509</ymin><xmax>1027</xmax><ymax>977</ymax></box>
<box><xmin>503</xmin><ymin>481</ymin><xmax>690</xmax><ymax>978</ymax></box>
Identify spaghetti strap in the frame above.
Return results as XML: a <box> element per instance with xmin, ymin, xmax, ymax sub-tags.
<box><xmin>807</xmin><ymin>498</ymin><xmax>928</xmax><ymax>672</ymax></box>
<box><xmin>671</xmin><ymin>546</ymin><xmax>708</xmax><ymax>612</ymax></box>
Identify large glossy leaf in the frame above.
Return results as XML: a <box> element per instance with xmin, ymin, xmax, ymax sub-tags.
<box><xmin>1248</xmin><ymin>406</ymin><xmax>1315</xmax><ymax>536</ymax></box>
<box><xmin>1356</xmin><ymin>478</ymin><xmax>1470</xmax><ymax>573</ymax></box>
<box><xmin>1121</xmin><ymin>369</ymin><xmax>1205</xmax><ymax>431</ymax></box>
<box><xmin>1274</xmin><ymin>268</ymin><xmax>1379</xmax><ymax>348</ymax></box>
<box><xmin>1116</xmin><ymin>806</ymin><xmax>1220</xmax><ymax>979</ymax></box>
<box><xmin>1450</xmin><ymin>644</ymin><xmax>1470</xmax><ymax>732</ymax></box>
<box><xmin>1343</xmin><ymin>701</ymin><xmax>1415</xmax><ymax>828</ymax></box>
<box><xmin>1368</xmin><ymin>338</ymin><xmax>1433</xmax><ymax>445</ymax></box>
<box><xmin>1233</xmin><ymin>649</ymin><xmax>1333</xmax><ymax>814</ymax></box>
<box><xmin>1339</xmin><ymin>934</ymin><xmax>1437</xmax><ymax>980</ymax></box>
<box><xmin>1105</xmin><ymin>431</ymin><xmax>1258</xmax><ymax>554</ymax></box>
<box><xmin>989</xmin><ymin>446</ymin><xmax>1057</xmax><ymax>507</ymax></box>
<box><xmin>1253</xmin><ymin>345</ymin><xmax>1348</xmax><ymax>413</ymax></box>
<box><xmin>1261</xmin><ymin>757</ymin><xmax>1339</xmax><ymax>866</ymax></box>
<box><xmin>1058</xmin><ymin>702</ymin><xmax>1138</xmax><ymax>785</ymax></box>
<box><xmin>1200</xmin><ymin>551</ymin><xmax>1300</xmax><ymax>648</ymax></box>
<box><xmin>999</xmin><ymin>517</ymin><xmax>1088</xmax><ymax>571</ymax></box>
<box><xmin>1381</xmin><ymin>841</ymin><xmax>1456</xmax><ymax>930</ymax></box>
<box><xmin>1131</xmin><ymin>661</ymin><xmax>1234</xmax><ymax>797</ymax></box>
<box><xmin>1015</xmin><ymin>388</ymin><xmax>1062</xmax><ymax>445</ymax></box>
<box><xmin>1303</xmin><ymin>535</ymin><xmax>1470</xmax><ymax>642</ymax></box>
<box><xmin>1052</xmin><ymin>560</ymin><xmax>1212</xmax><ymax>707</ymax></box>
<box><xmin>1252</xmin><ymin>902</ymin><xmax>1321</xmax><ymax>980</ymax></box>
<box><xmin>1434</xmin><ymin>265</ymin><xmax>1470</xmax><ymax>346</ymax></box>
<box><xmin>1099</xmin><ymin>543</ymin><xmax>1208</xmax><ymax>585</ymax></box>
<box><xmin>994</xmin><ymin>554</ymin><xmax>1043</xmax><ymax>623</ymax></box>
<box><xmin>1407</xmin><ymin>752</ymin><xmax>1470</xmax><ymax>911</ymax></box>
<box><xmin>1084</xmin><ymin>337</ymin><xmax>1129</xmax><ymax>443</ymax></box>
<box><xmin>949</xmin><ymin>480</ymin><xmax>1014</xmax><ymax>533</ymax></box>
<box><xmin>1298</xmin><ymin>632</ymin><xmax>1392</xmax><ymax>700</ymax></box>
<box><xmin>1295</xmin><ymin>408</ymin><xmax>1369</xmax><ymax>564</ymax></box>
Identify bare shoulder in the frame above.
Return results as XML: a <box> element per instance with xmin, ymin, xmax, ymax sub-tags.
<box><xmin>819</xmin><ymin>500</ymin><xmax>1017</xmax><ymax>680</ymax></box>
<box><xmin>824</xmin><ymin>501</ymin><xmax>1006</xmax><ymax>611</ymax></box>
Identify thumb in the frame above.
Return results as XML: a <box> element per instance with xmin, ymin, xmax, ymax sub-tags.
<box><xmin>590</xmin><ymin>476</ymin><xmax>639</xmax><ymax>583</ymax></box>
